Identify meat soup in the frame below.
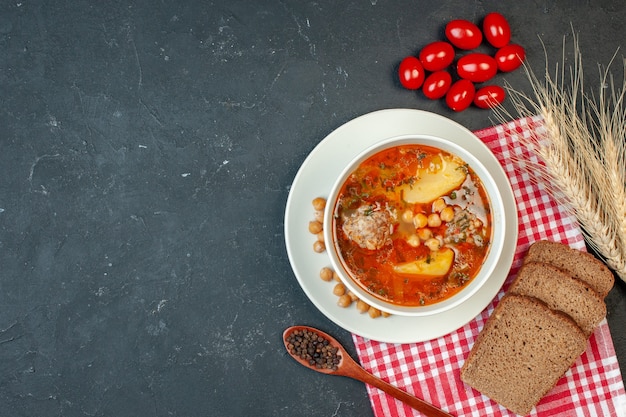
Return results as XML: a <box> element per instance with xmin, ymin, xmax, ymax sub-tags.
<box><xmin>332</xmin><ymin>144</ymin><xmax>492</xmax><ymax>307</ymax></box>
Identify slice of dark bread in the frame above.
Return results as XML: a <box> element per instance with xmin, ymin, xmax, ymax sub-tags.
<box><xmin>524</xmin><ymin>240</ymin><xmax>614</xmax><ymax>297</ymax></box>
<box><xmin>460</xmin><ymin>294</ymin><xmax>588</xmax><ymax>416</ymax></box>
<box><xmin>509</xmin><ymin>261</ymin><xmax>606</xmax><ymax>337</ymax></box>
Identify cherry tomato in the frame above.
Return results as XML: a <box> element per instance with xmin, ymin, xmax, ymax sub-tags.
<box><xmin>419</xmin><ymin>41</ymin><xmax>455</xmax><ymax>72</ymax></box>
<box><xmin>445</xmin><ymin>19</ymin><xmax>483</xmax><ymax>50</ymax></box>
<box><xmin>446</xmin><ymin>79</ymin><xmax>475</xmax><ymax>112</ymax></box>
<box><xmin>457</xmin><ymin>53</ymin><xmax>498</xmax><ymax>83</ymax></box>
<box><xmin>422</xmin><ymin>71</ymin><xmax>452</xmax><ymax>100</ymax></box>
<box><xmin>495</xmin><ymin>44</ymin><xmax>526</xmax><ymax>72</ymax></box>
<box><xmin>398</xmin><ymin>56</ymin><xmax>425</xmax><ymax>90</ymax></box>
<box><xmin>483</xmin><ymin>12</ymin><xmax>511</xmax><ymax>48</ymax></box>
<box><xmin>473</xmin><ymin>85</ymin><xmax>506</xmax><ymax>109</ymax></box>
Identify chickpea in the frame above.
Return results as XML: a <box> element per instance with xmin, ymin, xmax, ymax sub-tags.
<box><xmin>432</xmin><ymin>197</ymin><xmax>446</xmax><ymax>213</ymax></box>
<box><xmin>316</xmin><ymin>231</ymin><xmax>324</xmax><ymax>243</ymax></box>
<box><xmin>381</xmin><ymin>311</ymin><xmax>392</xmax><ymax>318</ymax></box>
<box><xmin>427</xmin><ymin>213</ymin><xmax>442</xmax><ymax>228</ymax></box>
<box><xmin>356</xmin><ymin>299</ymin><xmax>370</xmax><ymax>313</ymax></box>
<box><xmin>407</xmin><ymin>234</ymin><xmax>421</xmax><ymax>247</ymax></box>
<box><xmin>314</xmin><ymin>210</ymin><xmax>324</xmax><ymax>222</ymax></box>
<box><xmin>319</xmin><ymin>267</ymin><xmax>334</xmax><ymax>282</ymax></box>
<box><xmin>337</xmin><ymin>294</ymin><xmax>353</xmax><ymax>308</ymax></box>
<box><xmin>313</xmin><ymin>240</ymin><xmax>325</xmax><ymax>253</ymax></box>
<box><xmin>347</xmin><ymin>291</ymin><xmax>359</xmax><ymax>301</ymax></box>
<box><xmin>417</xmin><ymin>228</ymin><xmax>433</xmax><ymax>241</ymax></box>
<box><xmin>440</xmin><ymin>206</ymin><xmax>455</xmax><ymax>222</ymax></box>
<box><xmin>368</xmin><ymin>306</ymin><xmax>382</xmax><ymax>318</ymax></box>
<box><xmin>333</xmin><ymin>271</ymin><xmax>341</xmax><ymax>282</ymax></box>
<box><xmin>413</xmin><ymin>213</ymin><xmax>428</xmax><ymax>229</ymax></box>
<box><xmin>312</xmin><ymin>197</ymin><xmax>326</xmax><ymax>211</ymax></box>
<box><xmin>333</xmin><ymin>283</ymin><xmax>346</xmax><ymax>296</ymax></box>
<box><xmin>401</xmin><ymin>209</ymin><xmax>414</xmax><ymax>223</ymax></box>
<box><xmin>308</xmin><ymin>220</ymin><xmax>323</xmax><ymax>234</ymax></box>
<box><xmin>425</xmin><ymin>237</ymin><xmax>442</xmax><ymax>251</ymax></box>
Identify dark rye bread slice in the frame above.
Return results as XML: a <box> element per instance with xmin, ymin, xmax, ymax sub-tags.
<box><xmin>460</xmin><ymin>294</ymin><xmax>588</xmax><ymax>416</ymax></box>
<box><xmin>509</xmin><ymin>261</ymin><xmax>606</xmax><ymax>337</ymax></box>
<box><xmin>524</xmin><ymin>240</ymin><xmax>614</xmax><ymax>297</ymax></box>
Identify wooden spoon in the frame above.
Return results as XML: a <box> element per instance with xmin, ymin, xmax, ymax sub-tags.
<box><xmin>283</xmin><ymin>325</ymin><xmax>453</xmax><ymax>417</ymax></box>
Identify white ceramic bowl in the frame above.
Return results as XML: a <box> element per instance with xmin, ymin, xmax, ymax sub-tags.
<box><xmin>323</xmin><ymin>134</ymin><xmax>506</xmax><ymax>317</ymax></box>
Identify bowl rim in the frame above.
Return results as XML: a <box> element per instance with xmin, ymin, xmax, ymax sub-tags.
<box><xmin>323</xmin><ymin>133</ymin><xmax>507</xmax><ymax>317</ymax></box>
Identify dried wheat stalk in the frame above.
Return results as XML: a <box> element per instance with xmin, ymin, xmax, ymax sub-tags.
<box><xmin>494</xmin><ymin>31</ymin><xmax>626</xmax><ymax>282</ymax></box>
<box><xmin>592</xmin><ymin>61</ymin><xmax>626</xmax><ymax>272</ymax></box>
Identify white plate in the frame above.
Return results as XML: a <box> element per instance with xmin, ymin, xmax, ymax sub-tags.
<box><xmin>284</xmin><ymin>109</ymin><xmax>518</xmax><ymax>343</ymax></box>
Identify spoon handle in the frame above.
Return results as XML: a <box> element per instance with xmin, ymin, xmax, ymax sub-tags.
<box><xmin>340</xmin><ymin>359</ymin><xmax>453</xmax><ymax>417</ymax></box>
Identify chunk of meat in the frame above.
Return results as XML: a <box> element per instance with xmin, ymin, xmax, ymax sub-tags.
<box><xmin>444</xmin><ymin>207</ymin><xmax>486</xmax><ymax>247</ymax></box>
<box><xmin>341</xmin><ymin>205</ymin><xmax>393</xmax><ymax>250</ymax></box>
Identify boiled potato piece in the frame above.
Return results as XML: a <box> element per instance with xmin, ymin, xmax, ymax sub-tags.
<box><xmin>393</xmin><ymin>247</ymin><xmax>454</xmax><ymax>277</ymax></box>
<box><xmin>400</xmin><ymin>155</ymin><xmax>467</xmax><ymax>204</ymax></box>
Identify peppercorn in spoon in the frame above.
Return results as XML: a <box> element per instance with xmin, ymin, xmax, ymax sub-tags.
<box><xmin>283</xmin><ymin>325</ymin><xmax>453</xmax><ymax>417</ymax></box>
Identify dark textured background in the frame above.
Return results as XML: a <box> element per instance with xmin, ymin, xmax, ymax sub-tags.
<box><xmin>1</xmin><ymin>1</ymin><xmax>624</xmax><ymax>416</ymax></box>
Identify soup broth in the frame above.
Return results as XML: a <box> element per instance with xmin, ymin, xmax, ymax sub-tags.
<box><xmin>332</xmin><ymin>144</ymin><xmax>492</xmax><ymax>307</ymax></box>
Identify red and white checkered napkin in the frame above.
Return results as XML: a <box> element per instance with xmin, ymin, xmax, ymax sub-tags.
<box><xmin>353</xmin><ymin>116</ymin><xmax>626</xmax><ymax>416</ymax></box>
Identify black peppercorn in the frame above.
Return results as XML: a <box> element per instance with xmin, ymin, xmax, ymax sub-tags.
<box><xmin>285</xmin><ymin>329</ymin><xmax>341</xmax><ymax>371</ymax></box>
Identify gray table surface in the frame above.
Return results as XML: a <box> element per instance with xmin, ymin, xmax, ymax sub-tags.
<box><xmin>1</xmin><ymin>1</ymin><xmax>625</xmax><ymax>416</ymax></box>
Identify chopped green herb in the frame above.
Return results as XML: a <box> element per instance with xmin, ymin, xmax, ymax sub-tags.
<box><xmin>456</xmin><ymin>164</ymin><xmax>469</xmax><ymax>174</ymax></box>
